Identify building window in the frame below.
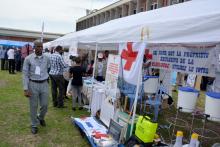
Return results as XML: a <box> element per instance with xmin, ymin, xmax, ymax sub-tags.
<box><xmin>133</xmin><ymin>9</ymin><xmax>136</xmax><ymax>14</ymax></box>
<box><xmin>150</xmin><ymin>3</ymin><xmax>158</xmax><ymax>10</ymax></box>
<box><xmin>140</xmin><ymin>7</ymin><xmax>144</xmax><ymax>12</ymax></box>
<box><xmin>171</xmin><ymin>0</ymin><xmax>186</xmax><ymax>5</ymax></box>
<box><xmin>171</xmin><ymin>0</ymin><xmax>178</xmax><ymax>4</ymax></box>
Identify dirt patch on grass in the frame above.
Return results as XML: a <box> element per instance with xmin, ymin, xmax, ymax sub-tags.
<box><xmin>0</xmin><ymin>80</ymin><xmax>7</xmax><ymax>88</ymax></box>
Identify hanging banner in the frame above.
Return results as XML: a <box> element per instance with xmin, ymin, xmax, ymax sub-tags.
<box><xmin>119</xmin><ymin>42</ymin><xmax>146</xmax><ymax>85</ymax></box>
<box><xmin>150</xmin><ymin>44</ymin><xmax>217</xmax><ymax>77</ymax></box>
<box><xmin>105</xmin><ymin>54</ymin><xmax>120</xmax><ymax>100</ymax></box>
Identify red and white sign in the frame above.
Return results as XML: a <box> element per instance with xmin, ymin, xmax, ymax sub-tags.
<box><xmin>105</xmin><ymin>54</ymin><xmax>120</xmax><ymax>99</ymax></box>
<box><xmin>119</xmin><ymin>42</ymin><xmax>146</xmax><ymax>85</ymax></box>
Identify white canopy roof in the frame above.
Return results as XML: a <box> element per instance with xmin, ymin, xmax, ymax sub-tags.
<box><xmin>45</xmin><ymin>0</ymin><xmax>220</xmax><ymax>49</ymax></box>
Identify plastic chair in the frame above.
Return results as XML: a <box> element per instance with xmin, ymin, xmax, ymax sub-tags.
<box><xmin>126</xmin><ymin>83</ymin><xmax>144</xmax><ymax>111</ymax></box>
<box><xmin>118</xmin><ymin>79</ymin><xmax>144</xmax><ymax>112</ymax></box>
<box><xmin>144</xmin><ymin>82</ymin><xmax>168</xmax><ymax>121</ymax></box>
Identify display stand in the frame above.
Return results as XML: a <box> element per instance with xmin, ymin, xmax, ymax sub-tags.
<box><xmin>72</xmin><ymin>117</ymin><xmax>110</xmax><ymax>147</ymax></box>
<box><xmin>73</xmin><ymin>118</ymin><xmax>97</xmax><ymax>147</ymax></box>
<box><xmin>72</xmin><ymin>117</ymin><xmax>123</xmax><ymax>147</ymax></box>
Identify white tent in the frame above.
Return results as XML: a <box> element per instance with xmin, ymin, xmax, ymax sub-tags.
<box><xmin>44</xmin><ymin>0</ymin><xmax>220</xmax><ymax>138</ymax></box>
<box><xmin>45</xmin><ymin>0</ymin><xmax>220</xmax><ymax>48</ymax></box>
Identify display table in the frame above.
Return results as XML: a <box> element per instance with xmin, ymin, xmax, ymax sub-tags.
<box><xmin>82</xmin><ymin>79</ymin><xmax>93</xmax><ymax>105</ymax></box>
<box><xmin>82</xmin><ymin>78</ymin><xmax>107</xmax><ymax>116</ymax></box>
<box><xmin>91</xmin><ymin>83</ymin><xmax>106</xmax><ymax>116</ymax></box>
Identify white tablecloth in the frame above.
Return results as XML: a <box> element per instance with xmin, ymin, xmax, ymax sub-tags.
<box><xmin>82</xmin><ymin>81</ymin><xmax>93</xmax><ymax>104</ymax></box>
<box><xmin>91</xmin><ymin>85</ymin><xmax>106</xmax><ymax>116</ymax></box>
<box><xmin>82</xmin><ymin>79</ymin><xmax>107</xmax><ymax>116</ymax></box>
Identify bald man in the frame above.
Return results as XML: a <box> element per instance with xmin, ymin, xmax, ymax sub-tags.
<box><xmin>22</xmin><ymin>40</ymin><xmax>50</xmax><ymax>134</ymax></box>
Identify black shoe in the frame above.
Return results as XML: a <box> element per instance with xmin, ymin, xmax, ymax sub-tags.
<box><xmin>37</xmin><ymin>116</ymin><xmax>46</xmax><ymax>127</ymax></box>
<box><xmin>72</xmin><ymin>107</ymin><xmax>76</xmax><ymax>111</ymax></box>
<box><xmin>53</xmin><ymin>102</ymin><xmax>58</xmax><ymax>107</ymax></box>
<box><xmin>31</xmin><ymin>127</ymin><xmax>38</xmax><ymax>134</ymax></box>
<box><xmin>64</xmin><ymin>96</ymin><xmax>70</xmax><ymax>100</ymax></box>
<box><xmin>79</xmin><ymin>107</ymin><xmax>83</xmax><ymax>110</ymax></box>
<box><xmin>57</xmin><ymin>105</ymin><xmax>67</xmax><ymax>108</ymax></box>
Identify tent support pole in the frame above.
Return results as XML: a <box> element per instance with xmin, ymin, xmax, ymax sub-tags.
<box><xmin>92</xmin><ymin>43</ymin><xmax>98</xmax><ymax>81</ymax></box>
<box><xmin>89</xmin><ymin>43</ymin><xmax>98</xmax><ymax>113</ymax></box>
<box><xmin>130</xmin><ymin>62</ymin><xmax>143</xmax><ymax>137</ymax></box>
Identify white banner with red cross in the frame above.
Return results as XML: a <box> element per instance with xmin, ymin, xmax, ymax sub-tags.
<box><xmin>119</xmin><ymin>42</ymin><xmax>146</xmax><ymax>85</ymax></box>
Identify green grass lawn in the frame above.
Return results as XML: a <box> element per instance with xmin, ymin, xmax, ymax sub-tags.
<box><xmin>159</xmin><ymin>87</ymin><xmax>220</xmax><ymax>146</ymax></box>
<box><xmin>0</xmin><ymin>71</ymin><xmax>90</xmax><ymax>147</ymax></box>
<box><xmin>1</xmin><ymin>70</ymin><xmax>219</xmax><ymax>147</ymax></box>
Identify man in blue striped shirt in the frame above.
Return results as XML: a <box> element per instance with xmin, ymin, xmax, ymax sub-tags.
<box><xmin>49</xmin><ymin>45</ymin><xmax>68</xmax><ymax>108</ymax></box>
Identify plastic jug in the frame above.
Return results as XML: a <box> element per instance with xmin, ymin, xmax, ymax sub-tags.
<box><xmin>173</xmin><ymin>131</ymin><xmax>183</xmax><ymax>147</ymax></box>
<box><xmin>188</xmin><ymin>133</ymin><xmax>199</xmax><ymax>147</ymax></box>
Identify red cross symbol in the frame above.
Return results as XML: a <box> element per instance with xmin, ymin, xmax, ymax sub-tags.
<box><xmin>121</xmin><ymin>42</ymin><xmax>138</xmax><ymax>71</ymax></box>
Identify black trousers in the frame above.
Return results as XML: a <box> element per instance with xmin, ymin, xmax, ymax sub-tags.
<box><xmin>1</xmin><ymin>59</ymin><xmax>5</xmax><ymax>70</ymax></box>
<box><xmin>96</xmin><ymin>76</ymin><xmax>104</xmax><ymax>82</ymax></box>
<box><xmin>64</xmin><ymin>79</ymin><xmax>69</xmax><ymax>97</ymax></box>
<box><xmin>50</xmin><ymin>75</ymin><xmax>65</xmax><ymax>106</ymax></box>
<box><xmin>8</xmin><ymin>59</ymin><xmax>15</xmax><ymax>73</ymax></box>
<box><xmin>16</xmin><ymin>60</ymin><xmax>22</xmax><ymax>72</ymax></box>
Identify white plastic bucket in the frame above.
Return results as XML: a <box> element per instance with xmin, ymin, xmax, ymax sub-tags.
<box><xmin>205</xmin><ymin>92</ymin><xmax>220</xmax><ymax>122</ymax></box>
<box><xmin>177</xmin><ymin>87</ymin><xmax>199</xmax><ymax>113</ymax></box>
<box><xmin>144</xmin><ymin>76</ymin><xmax>159</xmax><ymax>94</ymax></box>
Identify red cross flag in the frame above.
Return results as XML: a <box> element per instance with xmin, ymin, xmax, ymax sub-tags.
<box><xmin>119</xmin><ymin>42</ymin><xmax>146</xmax><ymax>85</ymax></box>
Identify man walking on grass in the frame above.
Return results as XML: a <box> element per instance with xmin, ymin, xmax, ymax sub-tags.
<box><xmin>22</xmin><ymin>40</ymin><xmax>50</xmax><ymax>134</ymax></box>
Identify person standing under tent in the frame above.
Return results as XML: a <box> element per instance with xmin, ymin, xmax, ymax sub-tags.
<box><xmin>103</xmin><ymin>50</ymin><xmax>109</xmax><ymax>75</ymax></box>
<box><xmin>176</xmin><ymin>72</ymin><xmax>185</xmax><ymax>86</ymax></box>
<box><xmin>49</xmin><ymin>45</ymin><xmax>68</xmax><ymax>108</ymax></box>
<box><xmin>81</xmin><ymin>53</ymin><xmax>89</xmax><ymax>75</ymax></box>
<box><xmin>95</xmin><ymin>52</ymin><xmax>107</xmax><ymax>82</ymax></box>
<box><xmin>69</xmin><ymin>57</ymin><xmax>86</xmax><ymax>111</ymax></box>
<box><xmin>104</xmin><ymin>50</ymin><xmax>109</xmax><ymax>63</ymax></box>
<box><xmin>62</xmin><ymin>48</ymin><xmax>72</xmax><ymax>100</ymax></box>
<box><xmin>213</xmin><ymin>73</ymin><xmax>220</xmax><ymax>92</ymax></box>
<box><xmin>43</xmin><ymin>48</ymin><xmax>51</xmax><ymax>58</ymax></box>
<box><xmin>15</xmin><ymin>47</ymin><xmax>22</xmax><ymax>72</ymax></box>
<box><xmin>43</xmin><ymin>48</ymin><xmax>51</xmax><ymax>73</ymax></box>
<box><xmin>87</xmin><ymin>60</ymin><xmax>94</xmax><ymax>76</ymax></box>
<box><xmin>0</xmin><ymin>47</ymin><xmax>6</xmax><ymax>70</ymax></box>
<box><xmin>212</xmin><ymin>49</ymin><xmax>220</xmax><ymax>93</ymax></box>
<box><xmin>21</xmin><ymin>44</ymin><xmax>33</xmax><ymax>67</ymax></box>
<box><xmin>143</xmin><ymin>49</ymin><xmax>153</xmax><ymax>76</ymax></box>
<box><xmin>7</xmin><ymin>47</ymin><xmax>16</xmax><ymax>74</ymax></box>
<box><xmin>22</xmin><ymin>40</ymin><xmax>50</xmax><ymax>134</ymax></box>
<box><xmin>4</xmin><ymin>48</ymin><xmax>9</xmax><ymax>70</ymax></box>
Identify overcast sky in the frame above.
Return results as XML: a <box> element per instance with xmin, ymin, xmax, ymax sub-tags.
<box><xmin>0</xmin><ymin>0</ymin><xmax>117</xmax><ymax>34</ymax></box>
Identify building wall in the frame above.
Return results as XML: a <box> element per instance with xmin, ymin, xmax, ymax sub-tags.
<box><xmin>76</xmin><ymin>0</ymin><xmax>190</xmax><ymax>31</ymax></box>
<box><xmin>0</xmin><ymin>36</ymin><xmax>52</xmax><ymax>43</ymax></box>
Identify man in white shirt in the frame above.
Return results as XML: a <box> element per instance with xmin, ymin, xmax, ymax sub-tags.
<box><xmin>7</xmin><ymin>47</ymin><xmax>15</xmax><ymax>74</ymax></box>
<box><xmin>212</xmin><ymin>49</ymin><xmax>220</xmax><ymax>92</ymax></box>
